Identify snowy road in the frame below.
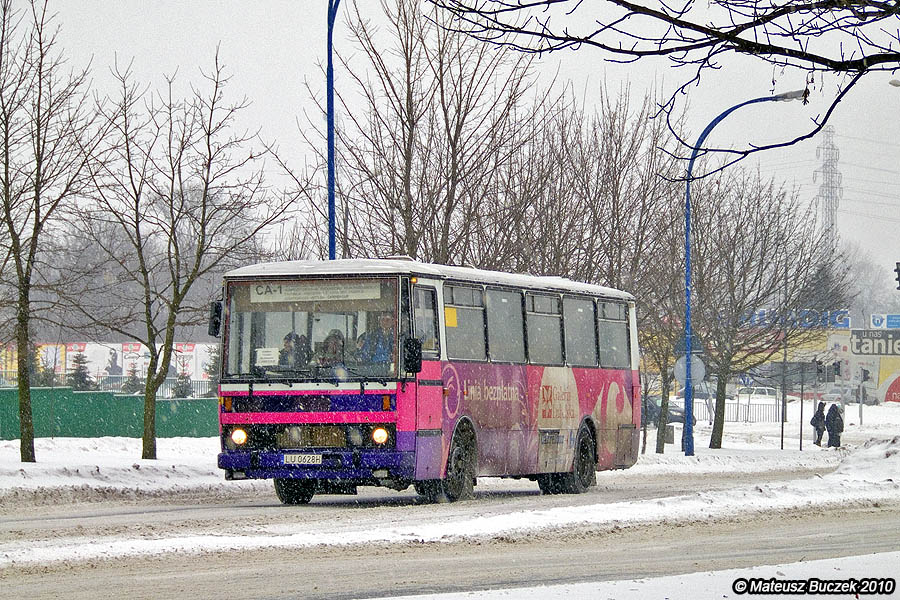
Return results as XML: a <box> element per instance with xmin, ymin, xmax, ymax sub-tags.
<box><xmin>0</xmin><ymin>463</ymin><xmax>838</xmax><ymax>539</ymax></box>
<box><xmin>2</xmin><ymin>496</ymin><xmax>898</xmax><ymax>599</ymax></box>
<box><xmin>2</xmin><ymin>402</ymin><xmax>899</xmax><ymax>598</ymax></box>
<box><xmin>2</xmin><ymin>457</ymin><xmax>898</xmax><ymax>599</ymax></box>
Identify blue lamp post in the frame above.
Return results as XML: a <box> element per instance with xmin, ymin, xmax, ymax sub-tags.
<box><xmin>327</xmin><ymin>0</ymin><xmax>342</xmax><ymax>260</ymax></box>
<box><xmin>683</xmin><ymin>89</ymin><xmax>805</xmax><ymax>456</ymax></box>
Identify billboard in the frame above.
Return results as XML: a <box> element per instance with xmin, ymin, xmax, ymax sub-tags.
<box><xmin>1</xmin><ymin>342</ymin><xmax>216</xmax><ymax>380</ymax></box>
<box><xmin>870</xmin><ymin>314</ymin><xmax>900</xmax><ymax>329</ymax></box>
<box><xmin>850</xmin><ymin>330</ymin><xmax>900</xmax><ymax>357</ymax></box>
<box><xmin>743</xmin><ymin>309</ymin><xmax>850</xmax><ymax>329</ymax></box>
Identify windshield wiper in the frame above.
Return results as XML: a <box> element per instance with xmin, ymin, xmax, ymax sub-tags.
<box><xmin>339</xmin><ymin>365</ymin><xmax>389</xmax><ymax>387</ymax></box>
<box><xmin>253</xmin><ymin>365</ymin><xmax>317</xmax><ymax>379</ymax></box>
<box><xmin>227</xmin><ymin>367</ymin><xmax>313</xmax><ymax>382</ymax></box>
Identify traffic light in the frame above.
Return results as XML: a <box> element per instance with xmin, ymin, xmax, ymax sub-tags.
<box><xmin>833</xmin><ymin>361</ymin><xmax>841</xmax><ymax>377</ymax></box>
<box><xmin>815</xmin><ymin>360</ymin><xmax>825</xmax><ymax>383</ymax></box>
<box><xmin>862</xmin><ymin>368</ymin><xmax>870</xmax><ymax>382</ymax></box>
<box><xmin>895</xmin><ymin>262</ymin><xmax>900</xmax><ymax>291</ymax></box>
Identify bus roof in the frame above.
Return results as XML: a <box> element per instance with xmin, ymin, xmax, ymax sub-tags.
<box><xmin>224</xmin><ymin>258</ymin><xmax>633</xmax><ymax>301</ymax></box>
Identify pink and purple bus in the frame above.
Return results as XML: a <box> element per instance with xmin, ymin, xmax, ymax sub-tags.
<box><xmin>211</xmin><ymin>258</ymin><xmax>640</xmax><ymax>504</ymax></box>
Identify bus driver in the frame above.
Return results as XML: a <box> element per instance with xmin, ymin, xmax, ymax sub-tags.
<box><xmin>360</xmin><ymin>312</ymin><xmax>395</xmax><ymax>364</ymax></box>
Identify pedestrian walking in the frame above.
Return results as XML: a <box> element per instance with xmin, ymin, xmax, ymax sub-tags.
<box><xmin>810</xmin><ymin>401</ymin><xmax>826</xmax><ymax>446</ymax></box>
<box><xmin>825</xmin><ymin>403</ymin><xmax>844</xmax><ymax>448</ymax></box>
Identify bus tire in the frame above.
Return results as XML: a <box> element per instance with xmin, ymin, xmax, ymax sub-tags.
<box><xmin>274</xmin><ymin>478</ymin><xmax>316</xmax><ymax>505</ymax></box>
<box><xmin>420</xmin><ymin>424</ymin><xmax>476</xmax><ymax>503</ymax></box>
<box><xmin>556</xmin><ymin>424</ymin><xmax>597</xmax><ymax>494</ymax></box>
<box><xmin>444</xmin><ymin>424</ymin><xmax>476</xmax><ymax>501</ymax></box>
<box><xmin>536</xmin><ymin>473</ymin><xmax>564</xmax><ymax>495</ymax></box>
<box><xmin>413</xmin><ymin>480</ymin><xmax>442</xmax><ymax>502</ymax></box>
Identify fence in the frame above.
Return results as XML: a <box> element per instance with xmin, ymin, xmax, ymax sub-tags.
<box><xmin>94</xmin><ymin>375</ymin><xmax>213</xmax><ymax>398</ymax></box>
<box><xmin>0</xmin><ymin>387</ymin><xmax>218</xmax><ymax>440</ymax></box>
<box><xmin>691</xmin><ymin>400</ymin><xmax>784</xmax><ymax>423</ymax></box>
<box><xmin>0</xmin><ymin>371</ymin><xmax>212</xmax><ymax>398</ymax></box>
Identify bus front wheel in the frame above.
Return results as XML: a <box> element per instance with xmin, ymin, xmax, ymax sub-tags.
<box><xmin>416</xmin><ymin>425</ymin><xmax>476</xmax><ymax>503</ymax></box>
<box><xmin>274</xmin><ymin>478</ymin><xmax>317</xmax><ymax>505</ymax></box>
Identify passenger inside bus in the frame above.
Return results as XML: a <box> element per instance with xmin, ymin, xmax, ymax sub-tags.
<box><xmin>313</xmin><ymin>329</ymin><xmax>345</xmax><ymax>366</ymax></box>
<box><xmin>279</xmin><ymin>333</ymin><xmax>309</xmax><ymax>367</ymax></box>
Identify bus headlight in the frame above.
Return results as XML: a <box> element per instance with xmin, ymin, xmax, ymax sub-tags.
<box><xmin>231</xmin><ymin>428</ymin><xmax>248</xmax><ymax>446</ymax></box>
<box><xmin>372</xmin><ymin>427</ymin><xmax>389</xmax><ymax>445</ymax></box>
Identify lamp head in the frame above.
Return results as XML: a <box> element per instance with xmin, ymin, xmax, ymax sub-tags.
<box><xmin>775</xmin><ymin>89</ymin><xmax>807</xmax><ymax>101</ymax></box>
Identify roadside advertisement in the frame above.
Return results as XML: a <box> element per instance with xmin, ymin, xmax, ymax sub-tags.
<box><xmin>744</xmin><ymin>309</ymin><xmax>850</xmax><ymax>329</ymax></box>
<box><xmin>0</xmin><ymin>342</ymin><xmax>215</xmax><ymax>380</ymax></box>
<box><xmin>870</xmin><ymin>314</ymin><xmax>900</xmax><ymax>329</ymax></box>
<box><xmin>850</xmin><ymin>330</ymin><xmax>900</xmax><ymax>357</ymax></box>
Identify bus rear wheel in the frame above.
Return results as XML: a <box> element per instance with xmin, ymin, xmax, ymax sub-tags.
<box><xmin>274</xmin><ymin>478</ymin><xmax>316</xmax><ymax>505</ymax></box>
<box><xmin>538</xmin><ymin>424</ymin><xmax>596</xmax><ymax>495</ymax></box>
<box><xmin>536</xmin><ymin>473</ymin><xmax>564</xmax><ymax>494</ymax></box>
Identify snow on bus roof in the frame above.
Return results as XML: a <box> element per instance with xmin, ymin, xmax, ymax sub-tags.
<box><xmin>224</xmin><ymin>258</ymin><xmax>633</xmax><ymax>300</ymax></box>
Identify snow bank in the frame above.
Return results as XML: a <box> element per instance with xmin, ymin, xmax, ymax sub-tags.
<box><xmin>0</xmin><ymin>437</ymin><xmax>268</xmax><ymax>505</ymax></box>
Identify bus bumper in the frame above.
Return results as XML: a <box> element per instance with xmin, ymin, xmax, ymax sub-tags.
<box><xmin>218</xmin><ymin>450</ymin><xmax>416</xmax><ymax>481</ymax></box>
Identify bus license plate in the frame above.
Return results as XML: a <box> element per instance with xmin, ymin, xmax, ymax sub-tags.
<box><xmin>284</xmin><ymin>454</ymin><xmax>322</xmax><ymax>465</ymax></box>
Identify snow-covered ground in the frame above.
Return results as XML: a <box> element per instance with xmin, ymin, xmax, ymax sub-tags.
<box><xmin>2</xmin><ymin>400</ymin><xmax>899</xmax><ymax>599</ymax></box>
<box><xmin>370</xmin><ymin>551</ymin><xmax>900</xmax><ymax>600</ymax></box>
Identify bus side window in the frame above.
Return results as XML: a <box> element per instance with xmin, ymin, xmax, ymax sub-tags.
<box><xmin>485</xmin><ymin>288</ymin><xmax>525</xmax><ymax>363</ymax></box>
<box><xmin>413</xmin><ymin>286</ymin><xmax>440</xmax><ymax>356</ymax></box>
<box><xmin>525</xmin><ymin>293</ymin><xmax>563</xmax><ymax>365</ymax></box>
<box><xmin>597</xmin><ymin>301</ymin><xmax>630</xmax><ymax>368</ymax></box>
<box><xmin>444</xmin><ymin>284</ymin><xmax>487</xmax><ymax>361</ymax></box>
<box><xmin>563</xmin><ymin>296</ymin><xmax>598</xmax><ymax>366</ymax></box>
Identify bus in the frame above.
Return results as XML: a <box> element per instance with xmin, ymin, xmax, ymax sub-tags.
<box><xmin>210</xmin><ymin>258</ymin><xmax>640</xmax><ymax>504</ymax></box>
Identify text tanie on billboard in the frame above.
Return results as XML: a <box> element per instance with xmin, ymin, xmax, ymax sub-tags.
<box><xmin>850</xmin><ymin>330</ymin><xmax>900</xmax><ymax>356</ymax></box>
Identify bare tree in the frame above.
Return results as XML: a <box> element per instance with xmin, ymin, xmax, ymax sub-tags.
<box><xmin>430</xmin><ymin>0</ymin><xmax>899</xmax><ymax>152</ymax></box>
<box><xmin>331</xmin><ymin>0</ymin><xmax>690</xmax><ymax>286</ymax></box>
<box><xmin>67</xmin><ymin>55</ymin><xmax>299</xmax><ymax>459</ymax></box>
<box><xmin>502</xmin><ymin>85</ymin><xmax>686</xmax><ymax>455</ymax></box>
<box><xmin>637</xmin><ymin>210</ymin><xmax>687</xmax><ymax>454</ymax></box>
<box><xmin>841</xmin><ymin>242</ymin><xmax>900</xmax><ymax>326</ymax></box>
<box><xmin>0</xmin><ymin>0</ymin><xmax>106</xmax><ymax>462</ymax></box>
<box><xmin>301</xmin><ymin>0</ymin><xmax>544</xmax><ymax>263</ymax></box>
<box><xmin>479</xmin><ymin>91</ymin><xmax>588</xmax><ymax>275</ymax></box>
<box><xmin>686</xmin><ymin>168</ymin><xmax>852</xmax><ymax>448</ymax></box>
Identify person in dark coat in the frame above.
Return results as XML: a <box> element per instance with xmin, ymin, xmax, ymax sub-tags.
<box><xmin>810</xmin><ymin>402</ymin><xmax>826</xmax><ymax>446</ymax></box>
<box><xmin>279</xmin><ymin>333</ymin><xmax>309</xmax><ymax>367</ymax></box>
<box><xmin>824</xmin><ymin>403</ymin><xmax>844</xmax><ymax>448</ymax></box>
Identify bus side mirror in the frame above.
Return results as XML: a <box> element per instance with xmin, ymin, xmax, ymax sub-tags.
<box><xmin>208</xmin><ymin>301</ymin><xmax>223</xmax><ymax>337</ymax></box>
<box><xmin>403</xmin><ymin>337</ymin><xmax>422</xmax><ymax>374</ymax></box>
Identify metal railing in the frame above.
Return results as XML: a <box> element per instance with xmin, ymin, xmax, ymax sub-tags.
<box><xmin>692</xmin><ymin>400</ymin><xmax>784</xmax><ymax>423</ymax></box>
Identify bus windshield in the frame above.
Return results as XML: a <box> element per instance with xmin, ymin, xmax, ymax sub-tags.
<box><xmin>224</xmin><ymin>277</ymin><xmax>399</xmax><ymax>379</ymax></box>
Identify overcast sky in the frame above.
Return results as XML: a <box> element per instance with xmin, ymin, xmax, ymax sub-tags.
<box><xmin>51</xmin><ymin>1</ymin><xmax>900</xmax><ymax>288</ymax></box>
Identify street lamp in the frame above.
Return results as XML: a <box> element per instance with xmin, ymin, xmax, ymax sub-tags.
<box><xmin>327</xmin><ymin>0</ymin><xmax>342</xmax><ymax>260</ymax></box>
<box><xmin>682</xmin><ymin>89</ymin><xmax>805</xmax><ymax>456</ymax></box>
